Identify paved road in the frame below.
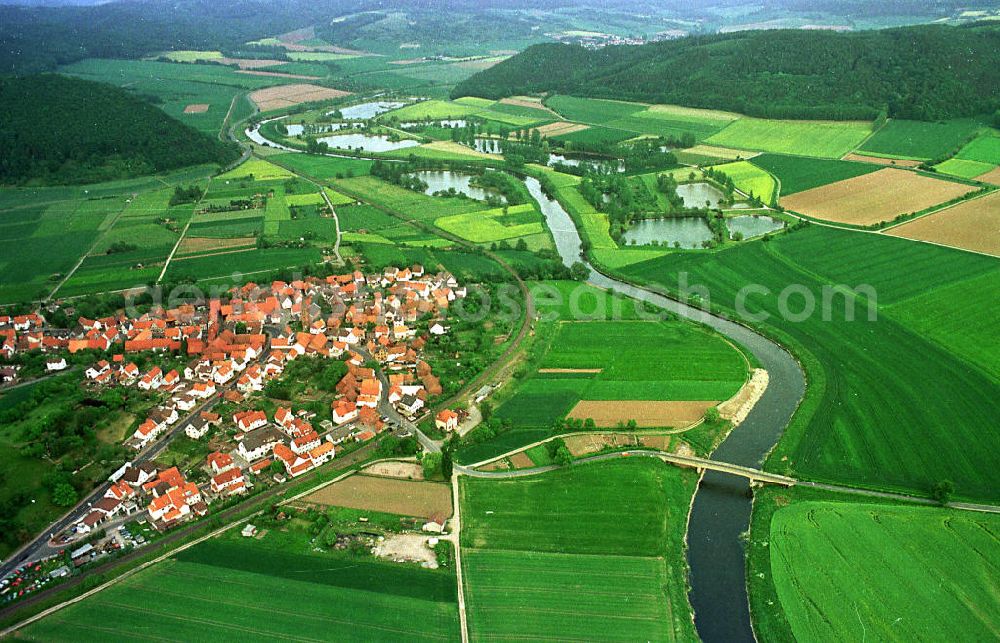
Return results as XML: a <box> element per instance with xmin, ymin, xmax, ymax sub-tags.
<box><xmin>0</xmin><ymin>347</ymin><xmax>267</xmax><ymax>578</ymax></box>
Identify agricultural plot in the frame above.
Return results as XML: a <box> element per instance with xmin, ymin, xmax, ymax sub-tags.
<box><xmin>248</xmin><ymin>83</ymin><xmax>351</xmax><ymax>112</ymax></box>
<box><xmin>22</xmin><ymin>538</ymin><xmax>460</xmax><ymax>641</ymax></box>
<box><xmin>546</xmin><ymin>95</ymin><xmax>645</xmax><ymax>124</ymax></box>
<box><xmin>885</xmin><ymin>191</ymin><xmax>1000</xmax><ymax>257</ymax></box>
<box><xmin>956</xmin><ymin>131</ymin><xmax>1000</xmax><ymax>164</ymax></box>
<box><xmin>492</xmin><ymin>320</ymin><xmax>745</xmax><ymax>431</ymax></box>
<box><xmin>885</xmin><ymin>269</ymin><xmax>1000</xmax><ymax>380</ymax></box>
<box><xmin>217</xmin><ymin>158</ymin><xmax>294</xmax><ymax>181</ymax></box>
<box><xmin>933</xmin><ymin>158</ymin><xmax>995</xmax><ymax>179</ymax></box>
<box><xmin>333</xmin><ymin>177</ymin><xmax>491</xmax><ymax>220</ymax></box>
<box><xmin>620</xmin><ymin>225</ymin><xmax>1000</xmax><ymax>500</ymax></box>
<box><xmin>460</xmin><ymin>458</ymin><xmax>698</xmax><ymax>642</ymax></box>
<box><xmin>434</xmin><ymin>203</ymin><xmax>545</xmax><ymax>243</ymax></box>
<box><xmin>606</xmin><ymin>103</ymin><xmax>738</xmax><ymax>141</ymax></box>
<box><xmin>551</xmin><ymin>126</ymin><xmax>635</xmax><ymax>145</ymax></box>
<box><xmin>301</xmin><ymin>474</ymin><xmax>452</xmax><ymax>521</ymax></box>
<box><xmin>858</xmin><ymin>118</ymin><xmax>983</xmax><ymax>160</ymax></box>
<box><xmin>751</xmin><ymin>153</ymin><xmax>879</xmax><ymax>196</ymax></box>
<box><xmin>382</xmin><ymin>100</ymin><xmax>482</xmax><ymax>121</ymax></box>
<box><xmin>269</xmin><ymin>153</ymin><xmax>373</xmax><ymax>180</ymax></box>
<box><xmin>707</xmin><ymin>160</ymin><xmax>777</xmax><ymax>204</ymax></box>
<box><xmin>767</xmin><ymin>500</ymin><xmax>1000</xmax><ymax>641</ymax></box>
<box><xmin>706</xmin><ymin>118</ymin><xmax>871</xmax><ymax>158</ymax></box>
<box><xmin>780</xmin><ymin>168</ymin><xmax>976</xmax><ymax>226</ymax></box>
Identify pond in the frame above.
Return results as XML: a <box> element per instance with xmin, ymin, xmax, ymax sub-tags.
<box><xmin>676</xmin><ymin>182</ymin><xmax>725</xmax><ymax>209</ymax></box>
<box><xmin>726</xmin><ymin>215</ymin><xmax>785</xmax><ymax>239</ymax></box>
<box><xmin>409</xmin><ymin>170</ymin><xmax>505</xmax><ymax>202</ymax></box>
<box><xmin>621</xmin><ymin>217</ymin><xmax>715</xmax><ymax>248</ymax></box>
<box><xmin>333</xmin><ymin>101</ymin><xmax>406</xmax><ymax>120</ymax></box>
<box><xmin>316</xmin><ymin>133</ymin><xmax>421</xmax><ymax>153</ymax></box>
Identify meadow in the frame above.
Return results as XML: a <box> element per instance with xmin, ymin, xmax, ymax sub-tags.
<box><xmin>766</xmin><ymin>498</ymin><xmax>999</xmax><ymax>641</ymax></box>
<box><xmin>706</xmin><ymin>160</ymin><xmax>777</xmax><ymax>204</ymax></box>
<box><xmin>750</xmin><ymin>154</ymin><xmax>879</xmax><ymax>195</ymax></box>
<box><xmin>620</xmin><ymin>225</ymin><xmax>1000</xmax><ymax>500</ymax></box>
<box><xmin>22</xmin><ymin>536</ymin><xmax>460</xmax><ymax>641</ymax></box>
<box><xmin>933</xmin><ymin>157</ymin><xmax>994</xmax><ymax>179</ymax></box>
<box><xmin>955</xmin><ymin>131</ymin><xmax>1000</xmax><ymax>164</ymax></box>
<box><xmin>859</xmin><ymin>118</ymin><xmax>983</xmax><ymax>160</ymax></box>
<box><xmin>460</xmin><ymin>458</ymin><xmax>698</xmax><ymax>642</ymax></box>
<box><xmin>706</xmin><ymin>118</ymin><xmax>872</xmax><ymax>158</ymax></box>
<box><xmin>546</xmin><ymin>95</ymin><xmax>644</xmax><ymax>124</ymax></box>
<box><xmin>434</xmin><ymin>203</ymin><xmax>545</xmax><ymax>243</ymax></box>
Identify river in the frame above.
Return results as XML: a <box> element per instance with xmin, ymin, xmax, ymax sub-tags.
<box><xmin>246</xmin><ymin>118</ymin><xmax>805</xmax><ymax>639</ymax></box>
<box><xmin>524</xmin><ymin>176</ymin><xmax>806</xmax><ymax>642</ymax></box>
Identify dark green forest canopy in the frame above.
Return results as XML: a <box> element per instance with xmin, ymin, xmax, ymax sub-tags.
<box><xmin>453</xmin><ymin>23</ymin><xmax>1000</xmax><ymax>121</ymax></box>
<box><xmin>0</xmin><ymin>74</ymin><xmax>239</xmax><ymax>185</ymax></box>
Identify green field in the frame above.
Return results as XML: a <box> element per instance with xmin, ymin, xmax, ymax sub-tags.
<box><xmin>382</xmin><ymin>99</ymin><xmax>482</xmax><ymax>121</ymax></box>
<box><xmin>619</xmin><ymin>226</ymin><xmax>1000</xmax><ymax>500</ymax></box>
<box><xmin>434</xmin><ymin>203</ymin><xmax>545</xmax><ymax>243</ymax></box>
<box><xmin>933</xmin><ymin>157</ymin><xmax>995</xmax><ymax>179</ymax></box>
<box><xmin>859</xmin><ymin>119</ymin><xmax>983</xmax><ymax>160</ymax></box>
<box><xmin>706</xmin><ymin>160</ymin><xmax>778</xmax><ymax>204</ymax></box>
<box><xmin>217</xmin><ymin>158</ymin><xmax>294</xmax><ymax>181</ymax></box>
<box><xmin>707</xmin><ymin>118</ymin><xmax>872</xmax><ymax>158</ymax></box>
<box><xmin>956</xmin><ymin>131</ymin><xmax>1000</xmax><ymax>164</ymax></box>
<box><xmin>23</xmin><ymin>535</ymin><xmax>459</xmax><ymax>641</ymax></box>
<box><xmin>546</xmin><ymin>95</ymin><xmax>645</xmax><ymax>124</ymax></box>
<box><xmin>460</xmin><ymin>458</ymin><xmax>698</xmax><ymax>642</ymax></box>
<box><xmin>0</xmin><ymin>168</ymin><xmax>217</xmax><ymax>302</ymax></box>
<box><xmin>765</xmin><ymin>498</ymin><xmax>999</xmax><ymax>641</ymax></box>
<box><xmin>750</xmin><ymin>153</ymin><xmax>880</xmax><ymax>196</ymax></box>
<box><xmin>270</xmin><ymin>153</ymin><xmax>373</xmax><ymax>180</ymax></box>
<box><xmin>487</xmin><ymin>319</ymin><xmax>745</xmax><ymax>439</ymax></box>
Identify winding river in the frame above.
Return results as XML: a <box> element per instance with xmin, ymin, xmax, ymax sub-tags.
<box><xmin>524</xmin><ymin>177</ymin><xmax>806</xmax><ymax>643</ymax></box>
<box><xmin>247</xmin><ymin>121</ymin><xmax>805</xmax><ymax>640</ymax></box>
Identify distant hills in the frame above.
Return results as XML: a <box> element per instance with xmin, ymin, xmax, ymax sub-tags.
<box><xmin>0</xmin><ymin>75</ymin><xmax>239</xmax><ymax>185</ymax></box>
<box><xmin>452</xmin><ymin>23</ymin><xmax>1000</xmax><ymax>121</ymax></box>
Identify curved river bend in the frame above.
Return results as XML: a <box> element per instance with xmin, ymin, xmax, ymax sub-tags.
<box><xmin>244</xmin><ymin>123</ymin><xmax>806</xmax><ymax>640</ymax></box>
<box><xmin>525</xmin><ymin>177</ymin><xmax>806</xmax><ymax>642</ymax></box>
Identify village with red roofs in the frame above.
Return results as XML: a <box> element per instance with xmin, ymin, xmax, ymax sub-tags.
<box><xmin>0</xmin><ymin>264</ymin><xmax>476</xmax><ymax>590</ymax></box>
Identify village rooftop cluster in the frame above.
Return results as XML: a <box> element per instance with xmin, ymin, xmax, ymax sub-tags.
<box><xmin>0</xmin><ymin>265</ymin><xmax>468</xmax><ymax>571</ymax></box>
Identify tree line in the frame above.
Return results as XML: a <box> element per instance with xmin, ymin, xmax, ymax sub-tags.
<box><xmin>453</xmin><ymin>23</ymin><xmax>1000</xmax><ymax>122</ymax></box>
<box><xmin>0</xmin><ymin>75</ymin><xmax>239</xmax><ymax>185</ymax></box>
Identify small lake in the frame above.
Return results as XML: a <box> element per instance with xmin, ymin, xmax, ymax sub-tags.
<box><xmin>622</xmin><ymin>217</ymin><xmax>714</xmax><ymax>248</ymax></box>
<box><xmin>548</xmin><ymin>154</ymin><xmax>626</xmax><ymax>172</ymax></box>
<box><xmin>334</xmin><ymin>101</ymin><xmax>405</xmax><ymax>120</ymax></box>
<box><xmin>409</xmin><ymin>170</ymin><xmax>505</xmax><ymax>202</ymax></box>
<box><xmin>677</xmin><ymin>182</ymin><xmax>725</xmax><ymax>209</ymax></box>
<box><xmin>726</xmin><ymin>215</ymin><xmax>785</xmax><ymax>239</ymax></box>
<box><xmin>316</xmin><ymin>133</ymin><xmax>421</xmax><ymax>153</ymax></box>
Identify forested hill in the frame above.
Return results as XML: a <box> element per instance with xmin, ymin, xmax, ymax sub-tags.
<box><xmin>452</xmin><ymin>23</ymin><xmax>1000</xmax><ymax>121</ymax></box>
<box><xmin>0</xmin><ymin>75</ymin><xmax>239</xmax><ymax>185</ymax></box>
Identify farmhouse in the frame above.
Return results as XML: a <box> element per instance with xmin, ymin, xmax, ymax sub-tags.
<box><xmin>436</xmin><ymin>409</ymin><xmax>459</xmax><ymax>432</ymax></box>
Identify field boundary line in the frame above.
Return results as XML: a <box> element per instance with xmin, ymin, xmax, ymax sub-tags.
<box><xmin>450</xmin><ymin>472</ymin><xmax>470</xmax><ymax>643</ymax></box>
<box><xmin>45</xmin><ymin>196</ymin><xmax>133</xmax><ymax>301</ymax></box>
<box><xmin>158</xmin><ymin>179</ymin><xmax>213</xmax><ymax>284</ymax></box>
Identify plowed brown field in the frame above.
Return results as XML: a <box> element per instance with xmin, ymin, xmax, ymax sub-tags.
<box><xmin>782</xmin><ymin>168</ymin><xmax>976</xmax><ymax>225</ymax></box>
<box><xmin>885</xmin><ymin>192</ymin><xmax>1000</xmax><ymax>257</ymax></box>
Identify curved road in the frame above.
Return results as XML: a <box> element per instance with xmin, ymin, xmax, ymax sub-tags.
<box><xmin>525</xmin><ymin>177</ymin><xmax>806</xmax><ymax>642</ymax></box>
